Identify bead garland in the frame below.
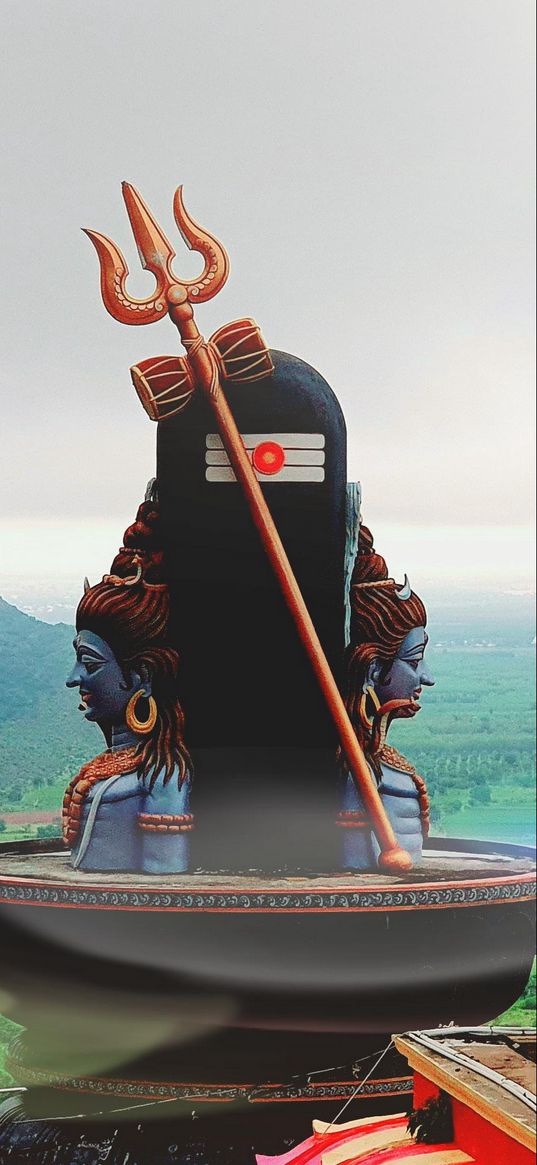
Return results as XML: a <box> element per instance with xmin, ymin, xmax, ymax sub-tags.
<box><xmin>62</xmin><ymin>747</ymin><xmax>139</xmax><ymax>847</ymax></box>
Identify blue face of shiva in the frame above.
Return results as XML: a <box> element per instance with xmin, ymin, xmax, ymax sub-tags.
<box><xmin>66</xmin><ymin>630</ymin><xmax>143</xmax><ymax>726</ymax></box>
<box><xmin>372</xmin><ymin>626</ymin><xmax>435</xmax><ymax>710</ymax></box>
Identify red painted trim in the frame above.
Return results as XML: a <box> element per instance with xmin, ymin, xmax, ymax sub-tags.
<box><xmin>24</xmin><ymin>1074</ymin><xmax>407</xmax><ymax>1090</ymax></box>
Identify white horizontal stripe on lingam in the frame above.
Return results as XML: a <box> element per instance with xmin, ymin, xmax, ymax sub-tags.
<box><xmin>205</xmin><ymin>466</ymin><xmax>325</xmax><ymax>483</ymax></box>
<box><xmin>206</xmin><ymin>433</ymin><xmax>325</xmax><ymax>450</ymax></box>
<box><xmin>205</xmin><ymin>448</ymin><xmax>325</xmax><ymax>467</ymax></box>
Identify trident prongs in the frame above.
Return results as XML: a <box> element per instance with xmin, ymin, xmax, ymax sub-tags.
<box><xmin>83</xmin><ymin>183</ymin><xmax>230</xmax><ymax>326</ymax></box>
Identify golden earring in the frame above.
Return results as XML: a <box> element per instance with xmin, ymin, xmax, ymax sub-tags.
<box><xmin>126</xmin><ymin>690</ymin><xmax>157</xmax><ymax>735</ymax></box>
<box><xmin>359</xmin><ymin>685</ymin><xmax>381</xmax><ymax>730</ymax></box>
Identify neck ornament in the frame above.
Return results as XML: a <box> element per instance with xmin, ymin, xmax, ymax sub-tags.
<box><xmin>62</xmin><ymin>747</ymin><xmax>139</xmax><ymax>847</ymax></box>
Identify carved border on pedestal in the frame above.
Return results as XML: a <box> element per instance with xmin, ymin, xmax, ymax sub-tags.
<box><xmin>6</xmin><ymin>1056</ymin><xmax>413</xmax><ymax>1104</ymax></box>
<box><xmin>0</xmin><ymin>874</ymin><xmax>534</xmax><ymax>912</ymax></box>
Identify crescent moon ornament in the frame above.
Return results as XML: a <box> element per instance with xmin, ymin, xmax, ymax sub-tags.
<box><xmin>395</xmin><ymin>574</ymin><xmax>412</xmax><ymax>600</ymax></box>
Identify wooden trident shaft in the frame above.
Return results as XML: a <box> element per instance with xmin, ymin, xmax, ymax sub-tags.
<box><xmin>85</xmin><ymin>183</ymin><xmax>412</xmax><ymax>873</ymax></box>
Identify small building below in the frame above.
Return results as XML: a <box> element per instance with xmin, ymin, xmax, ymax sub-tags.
<box><xmin>257</xmin><ymin>1026</ymin><xmax>536</xmax><ymax>1164</ymax></box>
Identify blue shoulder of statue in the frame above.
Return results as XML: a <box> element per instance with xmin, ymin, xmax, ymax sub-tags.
<box><xmin>138</xmin><ymin>768</ymin><xmax>193</xmax><ymax>874</ymax></box>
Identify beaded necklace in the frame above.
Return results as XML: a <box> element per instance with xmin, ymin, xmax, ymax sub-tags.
<box><xmin>62</xmin><ymin>747</ymin><xmax>139</xmax><ymax>847</ymax></box>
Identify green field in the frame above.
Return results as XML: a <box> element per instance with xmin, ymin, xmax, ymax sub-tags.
<box><xmin>493</xmin><ymin>962</ymin><xmax>536</xmax><ymax>1028</ymax></box>
<box><xmin>389</xmin><ymin>645</ymin><xmax>535</xmax><ymax>847</ymax></box>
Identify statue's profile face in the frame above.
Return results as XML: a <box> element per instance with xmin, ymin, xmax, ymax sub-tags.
<box><xmin>66</xmin><ymin>630</ymin><xmax>141</xmax><ymax>725</ymax></box>
<box><xmin>373</xmin><ymin>625</ymin><xmax>435</xmax><ymax>709</ymax></box>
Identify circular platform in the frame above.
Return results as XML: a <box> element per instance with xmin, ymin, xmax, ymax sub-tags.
<box><xmin>0</xmin><ymin>836</ymin><xmax>534</xmax><ymax>913</ymax></box>
<box><xmin>0</xmin><ymin>837</ymin><xmax>534</xmax><ymax>1033</ymax></box>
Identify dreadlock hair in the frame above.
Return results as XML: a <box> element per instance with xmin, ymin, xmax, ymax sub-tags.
<box><xmin>76</xmin><ymin>499</ymin><xmax>191</xmax><ymax>789</ymax></box>
<box><xmin>346</xmin><ymin>524</ymin><xmax>427</xmax><ymax>752</ymax></box>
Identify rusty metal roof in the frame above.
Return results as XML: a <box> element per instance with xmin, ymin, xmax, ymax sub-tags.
<box><xmin>395</xmin><ymin>1028</ymin><xmax>536</xmax><ymax>1155</ymax></box>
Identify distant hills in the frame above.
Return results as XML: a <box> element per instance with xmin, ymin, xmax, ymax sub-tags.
<box><xmin>425</xmin><ymin>589</ymin><xmax>536</xmax><ymax>649</ymax></box>
<box><xmin>0</xmin><ymin>597</ymin><xmax>95</xmax><ymax>811</ymax></box>
<box><xmin>3</xmin><ymin>581</ymin><xmax>535</xmax><ymax>645</ymax></box>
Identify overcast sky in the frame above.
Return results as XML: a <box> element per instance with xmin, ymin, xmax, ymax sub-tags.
<box><xmin>0</xmin><ymin>0</ymin><xmax>534</xmax><ymax>592</ymax></box>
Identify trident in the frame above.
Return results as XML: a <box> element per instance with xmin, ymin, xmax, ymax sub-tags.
<box><xmin>85</xmin><ymin>182</ymin><xmax>412</xmax><ymax>873</ymax></box>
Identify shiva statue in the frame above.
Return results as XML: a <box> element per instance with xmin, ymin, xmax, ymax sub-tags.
<box><xmin>339</xmin><ymin>524</ymin><xmax>434</xmax><ymax>869</ymax></box>
<box><xmin>63</xmin><ymin>492</ymin><xmax>193</xmax><ymax>872</ymax></box>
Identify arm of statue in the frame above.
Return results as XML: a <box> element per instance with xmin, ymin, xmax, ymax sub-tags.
<box><xmin>138</xmin><ymin>770</ymin><xmax>193</xmax><ymax>874</ymax></box>
<box><xmin>339</xmin><ymin>757</ymin><xmax>427</xmax><ymax>871</ymax></box>
<box><xmin>338</xmin><ymin>775</ymin><xmax>378</xmax><ymax>870</ymax></box>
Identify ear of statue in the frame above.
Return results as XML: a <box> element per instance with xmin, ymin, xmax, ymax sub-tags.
<box><xmin>131</xmin><ymin>664</ymin><xmax>152</xmax><ymax>699</ymax></box>
<box><xmin>359</xmin><ymin>665</ymin><xmax>382</xmax><ymax>732</ymax></box>
<box><xmin>366</xmin><ymin>660</ymin><xmax>383</xmax><ymax>692</ymax></box>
